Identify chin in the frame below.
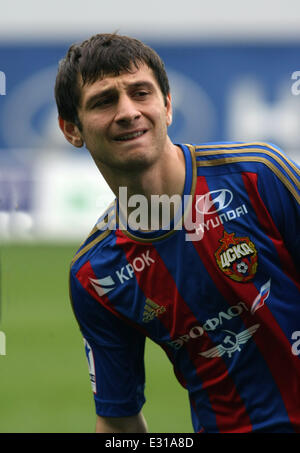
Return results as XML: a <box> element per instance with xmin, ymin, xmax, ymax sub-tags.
<box><xmin>119</xmin><ymin>155</ymin><xmax>157</xmax><ymax>172</ymax></box>
<box><xmin>114</xmin><ymin>147</ymin><xmax>160</xmax><ymax>172</ymax></box>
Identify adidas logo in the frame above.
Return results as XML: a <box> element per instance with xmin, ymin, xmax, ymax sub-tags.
<box><xmin>143</xmin><ymin>298</ymin><xmax>166</xmax><ymax>323</ymax></box>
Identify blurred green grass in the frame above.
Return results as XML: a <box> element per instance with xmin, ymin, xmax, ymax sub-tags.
<box><xmin>0</xmin><ymin>243</ymin><xmax>193</xmax><ymax>433</ymax></box>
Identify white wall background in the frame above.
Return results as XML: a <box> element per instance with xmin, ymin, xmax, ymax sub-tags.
<box><xmin>1</xmin><ymin>0</ymin><xmax>300</xmax><ymax>42</ymax></box>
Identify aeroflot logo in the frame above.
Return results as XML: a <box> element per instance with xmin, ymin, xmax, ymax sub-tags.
<box><xmin>89</xmin><ymin>250</ymin><xmax>155</xmax><ymax>296</ymax></box>
<box><xmin>196</xmin><ymin>189</ymin><xmax>233</xmax><ymax>214</ymax></box>
<box><xmin>167</xmin><ymin>279</ymin><xmax>271</xmax><ymax>351</ymax></box>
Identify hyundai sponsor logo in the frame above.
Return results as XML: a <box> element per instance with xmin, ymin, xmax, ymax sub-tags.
<box><xmin>196</xmin><ymin>189</ymin><xmax>233</xmax><ymax>214</ymax></box>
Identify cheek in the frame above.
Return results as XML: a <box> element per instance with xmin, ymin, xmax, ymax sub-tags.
<box><xmin>82</xmin><ymin>119</ymin><xmax>106</xmax><ymax>142</ymax></box>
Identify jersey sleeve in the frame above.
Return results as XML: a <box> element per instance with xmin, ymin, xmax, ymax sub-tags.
<box><xmin>69</xmin><ymin>269</ymin><xmax>146</xmax><ymax>417</ymax></box>
<box><xmin>255</xmin><ymin>146</ymin><xmax>300</xmax><ymax>267</ymax></box>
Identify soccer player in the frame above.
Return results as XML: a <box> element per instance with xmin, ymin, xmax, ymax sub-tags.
<box><xmin>55</xmin><ymin>33</ymin><xmax>300</xmax><ymax>433</ymax></box>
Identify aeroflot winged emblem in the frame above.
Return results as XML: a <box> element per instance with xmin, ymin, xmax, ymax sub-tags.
<box><xmin>199</xmin><ymin>324</ymin><xmax>260</xmax><ymax>359</ymax></box>
<box><xmin>215</xmin><ymin>231</ymin><xmax>258</xmax><ymax>282</ymax></box>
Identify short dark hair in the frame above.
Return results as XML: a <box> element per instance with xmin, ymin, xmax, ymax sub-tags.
<box><xmin>55</xmin><ymin>33</ymin><xmax>170</xmax><ymax>129</ymax></box>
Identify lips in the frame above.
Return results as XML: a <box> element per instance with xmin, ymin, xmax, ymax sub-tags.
<box><xmin>114</xmin><ymin>130</ymin><xmax>147</xmax><ymax>141</ymax></box>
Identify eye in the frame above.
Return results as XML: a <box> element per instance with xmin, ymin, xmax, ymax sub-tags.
<box><xmin>92</xmin><ymin>96</ymin><xmax>115</xmax><ymax>109</ymax></box>
<box><xmin>134</xmin><ymin>90</ymin><xmax>150</xmax><ymax>99</ymax></box>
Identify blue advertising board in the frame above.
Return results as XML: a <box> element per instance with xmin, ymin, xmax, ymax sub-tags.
<box><xmin>0</xmin><ymin>42</ymin><xmax>300</xmax><ymax>152</ymax></box>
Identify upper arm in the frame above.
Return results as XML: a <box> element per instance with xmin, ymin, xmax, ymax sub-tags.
<box><xmin>255</xmin><ymin>149</ymin><xmax>300</xmax><ymax>264</ymax></box>
<box><xmin>69</xmin><ymin>270</ymin><xmax>146</xmax><ymax>418</ymax></box>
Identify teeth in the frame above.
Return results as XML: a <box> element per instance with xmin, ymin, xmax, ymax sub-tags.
<box><xmin>116</xmin><ymin>131</ymin><xmax>144</xmax><ymax>141</ymax></box>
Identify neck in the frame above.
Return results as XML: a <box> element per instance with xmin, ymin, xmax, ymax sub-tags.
<box><xmin>97</xmin><ymin>139</ymin><xmax>186</xmax><ymax>231</ymax></box>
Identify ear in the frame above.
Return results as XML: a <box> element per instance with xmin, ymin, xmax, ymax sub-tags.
<box><xmin>165</xmin><ymin>92</ymin><xmax>173</xmax><ymax>127</ymax></box>
<box><xmin>58</xmin><ymin>116</ymin><xmax>84</xmax><ymax>148</ymax></box>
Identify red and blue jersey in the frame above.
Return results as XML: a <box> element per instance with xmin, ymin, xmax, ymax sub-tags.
<box><xmin>70</xmin><ymin>142</ymin><xmax>300</xmax><ymax>433</ymax></box>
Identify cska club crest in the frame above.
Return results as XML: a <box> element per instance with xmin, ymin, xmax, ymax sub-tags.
<box><xmin>215</xmin><ymin>231</ymin><xmax>258</xmax><ymax>282</ymax></box>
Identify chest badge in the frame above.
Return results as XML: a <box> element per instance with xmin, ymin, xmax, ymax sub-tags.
<box><xmin>215</xmin><ymin>231</ymin><xmax>258</xmax><ymax>282</ymax></box>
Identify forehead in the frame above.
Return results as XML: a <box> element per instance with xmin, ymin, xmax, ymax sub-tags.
<box><xmin>79</xmin><ymin>64</ymin><xmax>160</xmax><ymax>106</ymax></box>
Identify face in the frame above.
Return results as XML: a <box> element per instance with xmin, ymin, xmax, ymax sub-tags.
<box><xmin>62</xmin><ymin>64</ymin><xmax>173</xmax><ymax>173</ymax></box>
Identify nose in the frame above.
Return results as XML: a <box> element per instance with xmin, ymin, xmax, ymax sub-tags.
<box><xmin>114</xmin><ymin>94</ymin><xmax>141</xmax><ymax>124</ymax></box>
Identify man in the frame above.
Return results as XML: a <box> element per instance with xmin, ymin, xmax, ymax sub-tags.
<box><xmin>55</xmin><ymin>33</ymin><xmax>300</xmax><ymax>433</ymax></box>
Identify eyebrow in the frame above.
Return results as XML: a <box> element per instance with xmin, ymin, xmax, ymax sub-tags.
<box><xmin>84</xmin><ymin>80</ymin><xmax>155</xmax><ymax>110</ymax></box>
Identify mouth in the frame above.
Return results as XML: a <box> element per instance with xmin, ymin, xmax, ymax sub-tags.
<box><xmin>114</xmin><ymin>130</ymin><xmax>147</xmax><ymax>142</ymax></box>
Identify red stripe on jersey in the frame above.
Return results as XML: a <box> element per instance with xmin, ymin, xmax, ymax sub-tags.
<box><xmin>75</xmin><ymin>260</ymin><xmax>149</xmax><ymax>337</ymax></box>
<box><xmin>116</xmin><ymin>229</ymin><xmax>253</xmax><ymax>433</ymax></box>
<box><xmin>190</xmin><ymin>174</ymin><xmax>300</xmax><ymax>432</ymax></box>
<box><xmin>241</xmin><ymin>171</ymin><xmax>300</xmax><ymax>292</ymax></box>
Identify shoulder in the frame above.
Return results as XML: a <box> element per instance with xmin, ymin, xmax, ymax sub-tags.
<box><xmin>68</xmin><ymin>200</ymin><xmax>120</xmax><ymax>321</ymax></box>
<box><xmin>70</xmin><ymin>200</ymin><xmax>117</xmax><ymax>275</ymax></box>
<box><xmin>192</xmin><ymin>140</ymin><xmax>297</xmax><ymax>169</ymax></box>
<box><xmin>190</xmin><ymin>141</ymin><xmax>299</xmax><ymax>201</ymax></box>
